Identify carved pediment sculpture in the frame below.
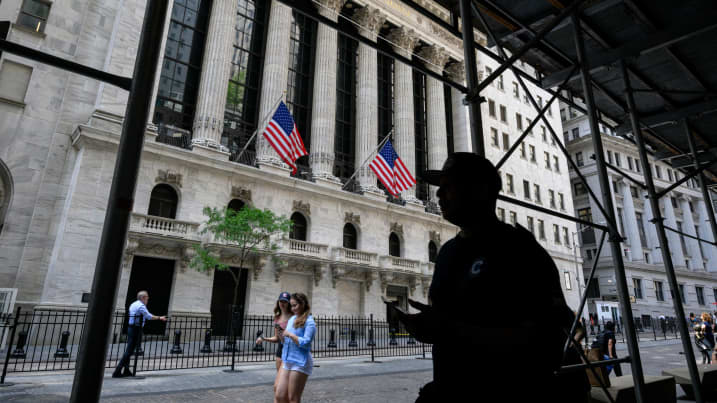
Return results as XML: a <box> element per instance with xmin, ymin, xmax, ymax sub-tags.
<box><xmin>390</xmin><ymin>222</ymin><xmax>404</xmax><ymax>237</ymax></box>
<box><xmin>156</xmin><ymin>169</ymin><xmax>182</xmax><ymax>187</ymax></box>
<box><xmin>231</xmin><ymin>186</ymin><xmax>252</xmax><ymax>203</ymax></box>
<box><xmin>293</xmin><ymin>200</ymin><xmax>311</xmax><ymax>217</ymax></box>
<box><xmin>429</xmin><ymin>230</ymin><xmax>441</xmax><ymax>244</ymax></box>
<box><xmin>345</xmin><ymin>212</ymin><xmax>361</xmax><ymax>226</ymax></box>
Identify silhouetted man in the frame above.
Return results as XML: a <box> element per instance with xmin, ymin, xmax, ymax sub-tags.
<box><xmin>392</xmin><ymin>153</ymin><xmax>584</xmax><ymax>402</ymax></box>
<box><xmin>112</xmin><ymin>290</ymin><xmax>167</xmax><ymax>378</ymax></box>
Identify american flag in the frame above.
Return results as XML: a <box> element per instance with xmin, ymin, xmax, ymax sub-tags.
<box><xmin>262</xmin><ymin>101</ymin><xmax>308</xmax><ymax>174</ymax></box>
<box><xmin>369</xmin><ymin>139</ymin><xmax>416</xmax><ymax>196</ymax></box>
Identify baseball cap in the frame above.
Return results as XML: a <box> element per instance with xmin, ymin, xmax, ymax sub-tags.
<box><xmin>278</xmin><ymin>292</ymin><xmax>291</xmax><ymax>302</ymax></box>
<box><xmin>423</xmin><ymin>153</ymin><xmax>501</xmax><ymax>194</ymax></box>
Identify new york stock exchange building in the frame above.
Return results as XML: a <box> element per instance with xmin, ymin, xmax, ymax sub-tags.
<box><xmin>0</xmin><ymin>0</ymin><xmax>580</xmax><ymax>321</ymax></box>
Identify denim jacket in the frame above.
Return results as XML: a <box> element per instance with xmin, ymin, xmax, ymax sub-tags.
<box><xmin>281</xmin><ymin>315</ymin><xmax>316</xmax><ymax>366</ymax></box>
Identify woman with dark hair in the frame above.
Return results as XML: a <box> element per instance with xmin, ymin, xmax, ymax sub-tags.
<box><xmin>256</xmin><ymin>292</ymin><xmax>293</xmax><ymax>389</ymax></box>
<box><xmin>275</xmin><ymin>293</ymin><xmax>316</xmax><ymax>403</ymax></box>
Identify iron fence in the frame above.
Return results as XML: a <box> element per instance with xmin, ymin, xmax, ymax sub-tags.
<box><xmin>0</xmin><ymin>308</ymin><xmax>431</xmax><ymax>382</ymax></box>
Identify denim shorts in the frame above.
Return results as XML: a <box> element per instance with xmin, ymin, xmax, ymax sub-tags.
<box><xmin>282</xmin><ymin>354</ymin><xmax>313</xmax><ymax>376</ymax></box>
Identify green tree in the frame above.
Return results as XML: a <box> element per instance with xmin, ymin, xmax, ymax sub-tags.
<box><xmin>190</xmin><ymin>205</ymin><xmax>292</xmax><ymax>307</ymax></box>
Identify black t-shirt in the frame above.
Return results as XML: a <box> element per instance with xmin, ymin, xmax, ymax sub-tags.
<box><xmin>427</xmin><ymin>221</ymin><xmax>574</xmax><ymax>392</ymax></box>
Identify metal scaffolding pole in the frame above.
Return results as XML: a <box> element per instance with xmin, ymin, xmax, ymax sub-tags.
<box><xmin>458</xmin><ymin>0</ymin><xmax>484</xmax><ymax>156</ymax></box>
<box><xmin>621</xmin><ymin>60</ymin><xmax>702</xmax><ymax>403</ymax></box>
<box><xmin>572</xmin><ymin>16</ymin><xmax>647</xmax><ymax>403</ymax></box>
<box><xmin>69</xmin><ymin>0</ymin><xmax>169</xmax><ymax>401</ymax></box>
<box><xmin>685</xmin><ymin>120</ymin><xmax>717</xmax><ymax>250</ymax></box>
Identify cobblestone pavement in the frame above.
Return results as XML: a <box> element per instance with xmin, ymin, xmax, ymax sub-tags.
<box><xmin>1</xmin><ymin>338</ymin><xmax>714</xmax><ymax>402</ymax></box>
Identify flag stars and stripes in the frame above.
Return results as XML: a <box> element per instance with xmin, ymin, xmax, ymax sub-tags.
<box><xmin>262</xmin><ymin>101</ymin><xmax>308</xmax><ymax>173</ymax></box>
<box><xmin>369</xmin><ymin>140</ymin><xmax>416</xmax><ymax>196</ymax></box>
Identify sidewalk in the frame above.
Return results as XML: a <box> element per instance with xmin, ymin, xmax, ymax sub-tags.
<box><xmin>0</xmin><ymin>355</ymin><xmax>434</xmax><ymax>402</ymax></box>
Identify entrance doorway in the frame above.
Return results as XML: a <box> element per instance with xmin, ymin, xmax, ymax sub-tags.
<box><xmin>124</xmin><ymin>256</ymin><xmax>175</xmax><ymax>335</ymax></box>
<box><xmin>210</xmin><ymin>267</ymin><xmax>249</xmax><ymax>336</ymax></box>
<box><xmin>386</xmin><ymin>285</ymin><xmax>408</xmax><ymax>333</ymax></box>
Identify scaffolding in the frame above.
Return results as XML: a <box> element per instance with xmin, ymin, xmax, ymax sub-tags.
<box><xmin>2</xmin><ymin>0</ymin><xmax>717</xmax><ymax>401</ymax></box>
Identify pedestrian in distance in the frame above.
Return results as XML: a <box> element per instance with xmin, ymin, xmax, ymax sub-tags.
<box><xmin>388</xmin><ymin>153</ymin><xmax>585</xmax><ymax>402</ymax></box>
<box><xmin>255</xmin><ymin>291</ymin><xmax>293</xmax><ymax>391</ymax></box>
<box><xmin>700</xmin><ymin>312</ymin><xmax>716</xmax><ymax>364</ymax></box>
<box><xmin>695</xmin><ymin>320</ymin><xmax>711</xmax><ymax>364</ymax></box>
<box><xmin>592</xmin><ymin>321</ymin><xmax>622</xmax><ymax>377</ymax></box>
<box><xmin>112</xmin><ymin>290</ymin><xmax>167</xmax><ymax>378</ymax></box>
<box><xmin>275</xmin><ymin>293</ymin><xmax>316</xmax><ymax>403</ymax></box>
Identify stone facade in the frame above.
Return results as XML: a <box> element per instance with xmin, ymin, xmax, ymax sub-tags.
<box><xmin>0</xmin><ymin>0</ymin><xmax>581</xmax><ymax>320</ymax></box>
<box><xmin>562</xmin><ymin>103</ymin><xmax>717</xmax><ymax>322</ymax></box>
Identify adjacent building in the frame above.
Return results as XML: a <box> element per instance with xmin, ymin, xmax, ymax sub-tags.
<box><xmin>562</xmin><ymin>101</ymin><xmax>717</xmax><ymax>326</ymax></box>
<box><xmin>0</xmin><ymin>0</ymin><xmax>579</xmax><ymax>324</ymax></box>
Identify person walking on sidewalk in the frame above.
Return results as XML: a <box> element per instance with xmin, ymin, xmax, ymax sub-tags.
<box><xmin>255</xmin><ymin>291</ymin><xmax>293</xmax><ymax>390</ymax></box>
<box><xmin>112</xmin><ymin>291</ymin><xmax>167</xmax><ymax>378</ymax></box>
<box><xmin>699</xmin><ymin>312</ymin><xmax>715</xmax><ymax>364</ymax></box>
<box><xmin>275</xmin><ymin>293</ymin><xmax>316</xmax><ymax>403</ymax></box>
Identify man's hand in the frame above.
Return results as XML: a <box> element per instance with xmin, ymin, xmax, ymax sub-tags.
<box><xmin>394</xmin><ymin>307</ymin><xmax>437</xmax><ymax>344</ymax></box>
<box><xmin>159</xmin><ymin>316</ymin><xmax>167</xmax><ymax>322</ymax></box>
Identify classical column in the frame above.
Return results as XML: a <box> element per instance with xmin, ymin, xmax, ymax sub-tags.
<box><xmin>256</xmin><ymin>0</ymin><xmax>292</xmax><ymax>164</ymax></box>
<box><xmin>696</xmin><ymin>200</ymin><xmax>717</xmax><ymax>269</ymax></box>
<box><xmin>446</xmin><ymin>61</ymin><xmax>471</xmax><ymax>153</ymax></box>
<box><xmin>663</xmin><ymin>193</ymin><xmax>686</xmax><ymax>267</ymax></box>
<box><xmin>679</xmin><ymin>197</ymin><xmax>704</xmax><ymax>270</ymax></box>
<box><xmin>387</xmin><ymin>27</ymin><xmax>420</xmax><ymax>205</ymax></box>
<box><xmin>619</xmin><ymin>181</ymin><xmax>644</xmax><ymax>259</ymax></box>
<box><xmin>190</xmin><ymin>0</ymin><xmax>239</xmax><ymax>154</ymax></box>
<box><xmin>418</xmin><ymin>45</ymin><xmax>450</xmax><ymax>203</ymax></box>
<box><xmin>309</xmin><ymin>0</ymin><xmax>346</xmax><ymax>184</ymax></box>
<box><xmin>353</xmin><ymin>6</ymin><xmax>386</xmax><ymax>194</ymax></box>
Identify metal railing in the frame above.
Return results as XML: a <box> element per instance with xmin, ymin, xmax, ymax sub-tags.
<box><xmin>0</xmin><ymin>308</ymin><xmax>430</xmax><ymax>381</ymax></box>
<box><xmin>156</xmin><ymin>124</ymin><xmax>192</xmax><ymax>150</ymax></box>
<box><xmin>229</xmin><ymin>149</ymin><xmax>257</xmax><ymax>167</ymax></box>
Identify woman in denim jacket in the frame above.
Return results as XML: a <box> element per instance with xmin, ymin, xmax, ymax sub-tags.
<box><xmin>275</xmin><ymin>293</ymin><xmax>316</xmax><ymax>403</ymax></box>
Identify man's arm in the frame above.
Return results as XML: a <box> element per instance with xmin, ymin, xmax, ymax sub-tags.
<box><xmin>138</xmin><ymin>305</ymin><xmax>166</xmax><ymax>322</ymax></box>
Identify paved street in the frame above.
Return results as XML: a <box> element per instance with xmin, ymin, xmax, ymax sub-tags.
<box><xmin>0</xmin><ymin>338</ymin><xmax>714</xmax><ymax>402</ymax></box>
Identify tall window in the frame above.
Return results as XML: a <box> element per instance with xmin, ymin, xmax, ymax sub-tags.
<box><xmin>654</xmin><ymin>281</ymin><xmax>664</xmax><ymax>301</ymax></box>
<box><xmin>697</xmin><ymin>286</ymin><xmax>705</xmax><ymax>305</ymax></box>
<box><xmin>578</xmin><ymin>207</ymin><xmax>595</xmax><ymax>244</ymax></box>
<box><xmin>677</xmin><ymin>222</ymin><xmax>688</xmax><ymax>256</ymax></box>
<box><xmin>17</xmin><ymin>0</ymin><xmax>51</xmax><ymax>33</ymax></box>
<box><xmin>527</xmin><ymin>216</ymin><xmax>534</xmax><ymax>234</ymax></box>
<box><xmin>678</xmin><ymin>284</ymin><xmax>686</xmax><ymax>303</ymax></box>
<box><xmin>499</xmin><ymin>105</ymin><xmax>507</xmax><ymax>123</ymax></box>
<box><xmin>343</xmin><ymin>223</ymin><xmax>357</xmax><ymax>249</ymax></box>
<box><xmin>155</xmin><ymin>0</ymin><xmax>211</xmax><ymax>131</ymax></box>
<box><xmin>414</xmin><ymin>70</ymin><xmax>429</xmax><ymax>202</ymax></box>
<box><xmin>289</xmin><ymin>212</ymin><xmax>308</xmax><ymax>241</ymax></box>
<box><xmin>148</xmin><ymin>184</ymin><xmax>178</xmax><ymax>219</ymax></box>
<box><xmin>223</xmin><ymin>0</ymin><xmax>268</xmax><ymax>156</ymax></box>
<box><xmin>537</xmin><ymin>219</ymin><xmax>545</xmax><ymax>240</ymax></box>
<box><xmin>389</xmin><ymin>233</ymin><xmax>401</xmax><ymax>257</ymax></box>
<box><xmin>377</xmin><ymin>54</ymin><xmax>394</xmax><ymax>142</ymax></box>
<box><xmin>428</xmin><ymin>241</ymin><xmax>438</xmax><ymax>263</ymax></box>
<box><xmin>633</xmin><ymin>278</ymin><xmax>643</xmax><ymax>299</ymax></box>
<box><xmin>635</xmin><ymin>212</ymin><xmax>649</xmax><ymax>247</ymax></box>
<box><xmin>523</xmin><ymin>180</ymin><xmax>531</xmax><ymax>200</ymax></box>
<box><xmin>553</xmin><ymin>224</ymin><xmax>560</xmax><ymax>244</ymax></box>
<box><xmin>333</xmin><ymin>34</ymin><xmax>357</xmax><ymax>181</ymax></box>
<box><xmin>576</xmin><ymin>152</ymin><xmax>584</xmax><ymax>166</ymax></box>
<box><xmin>287</xmin><ymin>12</ymin><xmax>316</xmax><ymax>174</ymax></box>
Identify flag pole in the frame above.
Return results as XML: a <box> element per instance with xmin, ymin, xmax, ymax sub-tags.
<box><xmin>235</xmin><ymin>92</ymin><xmax>286</xmax><ymax>162</ymax></box>
<box><xmin>342</xmin><ymin>130</ymin><xmax>393</xmax><ymax>191</ymax></box>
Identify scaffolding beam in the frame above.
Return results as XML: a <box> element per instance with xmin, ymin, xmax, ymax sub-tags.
<box><xmin>621</xmin><ymin>60</ymin><xmax>702</xmax><ymax>403</ymax></box>
<box><xmin>573</xmin><ymin>17</ymin><xmax>647</xmax><ymax>402</ymax></box>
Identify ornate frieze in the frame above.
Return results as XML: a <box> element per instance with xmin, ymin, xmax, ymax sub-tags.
<box><xmin>390</xmin><ymin>222</ymin><xmax>404</xmax><ymax>237</ymax></box>
<box><xmin>430</xmin><ymin>21</ymin><xmax>461</xmax><ymax>49</ymax></box>
<box><xmin>352</xmin><ymin>6</ymin><xmax>387</xmax><ymax>38</ymax></box>
<box><xmin>345</xmin><ymin>212</ymin><xmax>361</xmax><ymax>226</ymax></box>
<box><xmin>231</xmin><ymin>186</ymin><xmax>252</xmax><ymax>203</ymax></box>
<box><xmin>315</xmin><ymin>0</ymin><xmax>347</xmax><ymax>18</ymax></box>
<box><xmin>387</xmin><ymin>27</ymin><xmax>419</xmax><ymax>56</ymax></box>
<box><xmin>293</xmin><ymin>200</ymin><xmax>311</xmax><ymax>217</ymax></box>
<box><xmin>155</xmin><ymin>169</ymin><xmax>183</xmax><ymax>187</ymax></box>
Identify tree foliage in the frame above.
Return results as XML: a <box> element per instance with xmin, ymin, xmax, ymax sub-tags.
<box><xmin>190</xmin><ymin>205</ymin><xmax>292</xmax><ymax>306</ymax></box>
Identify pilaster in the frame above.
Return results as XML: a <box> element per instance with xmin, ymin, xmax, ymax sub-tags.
<box><xmin>446</xmin><ymin>61</ymin><xmax>471</xmax><ymax>153</ymax></box>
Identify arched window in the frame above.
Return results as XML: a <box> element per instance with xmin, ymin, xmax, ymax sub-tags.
<box><xmin>343</xmin><ymin>223</ymin><xmax>357</xmax><ymax>250</ymax></box>
<box><xmin>389</xmin><ymin>233</ymin><xmax>401</xmax><ymax>257</ymax></box>
<box><xmin>290</xmin><ymin>212</ymin><xmax>307</xmax><ymax>241</ymax></box>
<box><xmin>227</xmin><ymin>199</ymin><xmax>245</xmax><ymax>213</ymax></box>
<box><xmin>148</xmin><ymin>184</ymin><xmax>178</xmax><ymax>219</ymax></box>
<box><xmin>428</xmin><ymin>241</ymin><xmax>438</xmax><ymax>263</ymax></box>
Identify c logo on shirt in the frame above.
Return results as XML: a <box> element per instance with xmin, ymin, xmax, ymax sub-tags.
<box><xmin>470</xmin><ymin>258</ymin><xmax>485</xmax><ymax>277</ymax></box>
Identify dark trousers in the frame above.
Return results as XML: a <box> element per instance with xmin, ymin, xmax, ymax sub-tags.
<box><xmin>612</xmin><ymin>348</ymin><xmax>623</xmax><ymax>377</ymax></box>
<box><xmin>115</xmin><ymin>325</ymin><xmax>141</xmax><ymax>374</ymax></box>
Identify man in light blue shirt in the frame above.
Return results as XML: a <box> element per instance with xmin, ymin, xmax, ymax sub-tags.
<box><xmin>112</xmin><ymin>290</ymin><xmax>167</xmax><ymax>378</ymax></box>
